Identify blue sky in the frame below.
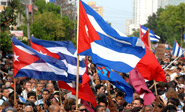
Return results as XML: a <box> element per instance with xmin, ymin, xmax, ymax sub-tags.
<box><xmin>82</xmin><ymin>0</ymin><xmax>133</xmax><ymax>34</ymax></box>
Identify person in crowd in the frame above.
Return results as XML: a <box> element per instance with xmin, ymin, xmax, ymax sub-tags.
<box><xmin>95</xmin><ymin>84</ymin><xmax>105</xmax><ymax>96</ymax></box>
<box><xmin>48</xmin><ymin>105</ymin><xmax>60</xmax><ymax>112</ymax></box>
<box><xmin>0</xmin><ymin>88</ymin><xmax>10</xmax><ymax>105</ymax></box>
<box><xmin>36</xmin><ymin>82</ymin><xmax>43</xmax><ymax>99</ymax></box>
<box><xmin>78</xmin><ymin>104</ymin><xmax>88</xmax><ymax>112</ymax></box>
<box><xmin>122</xmin><ymin>102</ymin><xmax>132</xmax><ymax>111</ymax></box>
<box><xmin>21</xmin><ymin>81</ymin><xmax>32</xmax><ymax>100</ymax></box>
<box><xmin>132</xmin><ymin>98</ymin><xmax>144</xmax><ymax>111</ymax></box>
<box><xmin>27</xmin><ymin>91</ymin><xmax>36</xmax><ymax>103</ymax></box>
<box><xmin>24</xmin><ymin>106</ymin><xmax>34</xmax><ymax>112</ymax></box>
<box><xmin>165</xmin><ymin>74</ymin><xmax>171</xmax><ymax>82</ymax></box>
<box><xmin>94</xmin><ymin>105</ymin><xmax>105</xmax><ymax>112</ymax></box>
<box><xmin>142</xmin><ymin>105</ymin><xmax>153</xmax><ymax>112</ymax></box>
<box><xmin>46</xmin><ymin>83</ymin><xmax>55</xmax><ymax>95</ymax></box>
<box><xmin>4</xmin><ymin>107</ymin><xmax>16</xmax><ymax>112</ymax></box>
<box><xmin>115</xmin><ymin>91</ymin><xmax>124</xmax><ymax>111</ymax></box>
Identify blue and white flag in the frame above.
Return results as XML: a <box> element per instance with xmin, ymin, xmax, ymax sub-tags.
<box><xmin>140</xmin><ymin>25</ymin><xmax>160</xmax><ymax>42</ymax></box>
<box><xmin>31</xmin><ymin>37</ymin><xmax>86</xmax><ymax>82</ymax></box>
<box><xmin>78</xmin><ymin>0</ymin><xmax>146</xmax><ymax>73</ymax></box>
<box><xmin>12</xmin><ymin>36</ymin><xmax>68</xmax><ymax>81</ymax></box>
<box><xmin>97</xmin><ymin>65</ymin><xmax>133</xmax><ymax>103</ymax></box>
<box><xmin>172</xmin><ymin>40</ymin><xmax>184</xmax><ymax>57</ymax></box>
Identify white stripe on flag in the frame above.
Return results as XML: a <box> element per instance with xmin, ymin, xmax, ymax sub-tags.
<box><xmin>91</xmin><ymin>42</ymin><xmax>140</xmax><ymax>68</ymax></box>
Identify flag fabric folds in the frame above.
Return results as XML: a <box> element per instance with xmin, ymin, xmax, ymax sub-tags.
<box><xmin>129</xmin><ymin>68</ymin><xmax>156</xmax><ymax>105</ymax></box>
<box><xmin>137</xmin><ymin>30</ymin><xmax>165</xmax><ymax>82</ymax></box>
<box><xmin>78</xmin><ymin>0</ymin><xmax>146</xmax><ymax>73</ymax></box>
<box><xmin>172</xmin><ymin>40</ymin><xmax>184</xmax><ymax>57</ymax></box>
<box><xmin>97</xmin><ymin>65</ymin><xmax>133</xmax><ymax>103</ymax></box>
<box><xmin>140</xmin><ymin>25</ymin><xmax>160</xmax><ymax>42</ymax></box>
<box><xmin>31</xmin><ymin>37</ymin><xmax>86</xmax><ymax>82</ymax></box>
<box><xmin>12</xmin><ymin>36</ymin><xmax>68</xmax><ymax>81</ymax></box>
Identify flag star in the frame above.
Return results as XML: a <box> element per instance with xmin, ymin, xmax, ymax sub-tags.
<box><xmin>39</xmin><ymin>50</ymin><xmax>47</xmax><ymax>55</ymax></box>
<box><xmin>14</xmin><ymin>52</ymin><xmax>19</xmax><ymax>62</ymax></box>
<box><xmin>85</xmin><ymin>25</ymin><xmax>89</xmax><ymax>38</ymax></box>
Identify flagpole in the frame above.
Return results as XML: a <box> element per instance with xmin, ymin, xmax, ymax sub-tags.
<box><xmin>14</xmin><ymin>78</ymin><xmax>16</xmax><ymax>108</ymax></box>
<box><xmin>59</xmin><ymin>88</ymin><xmax>63</xmax><ymax>105</ymax></box>
<box><xmin>35</xmin><ymin>81</ymin><xmax>39</xmax><ymax>106</ymax></box>
<box><xmin>76</xmin><ymin>0</ymin><xmax>80</xmax><ymax>110</ymax></box>
<box><xmin>76</xmin><ymin>55</ymin><xmax>80</xmax><ymax>110</ymax></box>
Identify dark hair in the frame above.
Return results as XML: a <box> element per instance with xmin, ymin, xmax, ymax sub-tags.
<box><xmin>27</xmin><ymin>91</ymin><xmax>36</xmax><ymax>99</ymax></box>
<box><xmin>116</xmin><ymin>91</ymin><xmax>124</xmax><ymax>98</ymax></box>
<box><xmin>134</xmin><ymin>98</ymin><xmax>144</xmax><ymax>105</ymax></box>
<box><xmin>123</xmin><ymin>101</ymin><xmax>128</xmax><ymax>108</ymax></box>
<box><xmin>98</xmin><ymin>100</ymin><xmax>108</xmax><ymax>106</ymax></box>
<box><xmin>1</xmin><ymin>87</ymin><xmax>9</xmax><ymax>93</ymax></box>
<box><xmin>94</xmin><ymin>105</ymin><xmax>103</xmax><ymax>112</ymax></box>
<box><xmin>42</xmin><ymin>89</ymin><xmax>50</xmax><ymax>94</ymax></box>
<box><xmin>97</xmin><ymin>93</ymin><xmax>107</xmax><ymax>103</ymax></box>
<box><xmin>161</xmin><ymin>105</ymin><xmax>177</xmax><ymax>112</ymax></box>
<box><xmin>95</xmin><ymin>84</ymin><xmax>104</xmax><ymax>92</ymax></box>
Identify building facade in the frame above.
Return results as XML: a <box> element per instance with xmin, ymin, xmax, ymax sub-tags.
<box><xmin>87</xmin><ymin>1</ymin><xmax>103</xmax><ymax>17</ymax></box>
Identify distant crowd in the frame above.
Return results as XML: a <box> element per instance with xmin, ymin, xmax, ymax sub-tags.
<box><xmin>0</xmin><ymin>49</ymin><xmax>185</xmax><ymax>112</ymax></box>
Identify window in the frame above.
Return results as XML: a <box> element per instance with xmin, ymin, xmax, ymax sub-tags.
<box><xmin>1</xmin><ymin>2</ymin><xmax>7</xmax><ymax>6</ymax></box>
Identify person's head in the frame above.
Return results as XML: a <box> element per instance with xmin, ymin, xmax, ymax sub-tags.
<box><xmin>48</xmin><ymin>104</ymin><xmax>60</xmax><ymax>112</ymax></box>
<box><xmin>123</xmin><ymin>102</ymin><xmax>132</xmax><ymax>110</ymax></box>
<box><xmin>95</xmin><ymin>84</ymin><xmax>105</xmax><ymax>95</ymax></box>
<box><xmin>177</xmin><ymin>84</ymin><xmax>185</xmax><ymax>94</ymax></box>
<box><xmin>24</xmin><ymin>105</ymin><xmax>34</xmax><ymax>112</ymax></box>
<box><xmin>78</xmin><ymin>104</ymin><xmax>88</xmax><ymax>112</ymax></box>
<box><xmin>2</xmin><ymin>87</ymin><xmax>10</xmax><ymax>98</ymax></box>
<box><xmin>94</xmin><ymin>105</ymin><xmax>105</xmax><ymax>112</ymax></box>
<box><xmin>17</xmin><ymin>101</ymin><xmax>24</xmax><ymax>112</ymax></box>
<box><xmin>161</xmin><ymin>105</ymin><xmax>177</xmax><ymax>112</ymax></box>
<box><xmin>42</xmin><ymin>89</ymin><xmax>50</xmax><ymax>100</ymax></box>
<box><xmin>132</xmin><ymin>98</ymin><xmax>144</xmax><ymax>108</ymax></box>
<box><xmin>166</xmin><ymin>75</ymin><xmax>171</xmax><ymax>82</ymax></box>
<box><xmin>27</xmin><ymin>91</ymin><xmax>36</xmax><ymax>102</ymax></box>
<box><xmin>46</xmin><ymin>83</ymin><xmax>55</xmax><ymax>94</ymax></box>
<box><xmin>143</xmin><ymin>105</ymin><xmax>153</xmax><ymax>112</ymax></box>
<box><xmin>36</xmin><ymin>82</ymin><xmax>43</xmax><ymax>92</ymax></box>
<box><xmin>98</xmin><ymin>100</ymin><xmax>107</xmax><ymax>111</ymax></box>
<box><xmin>132</xmin><ymin>92</ymin><xmax>140</xmax><ymax>100</ymax></box>
<box><xmin>2</xmin><ymin>101</ymin><xmax>11</xmax><ymax>110</ymax></box>
<box><xmin>5</xmin><ymin>75</ymin><xmax>12</xmax><ymax>83</ymax></box>
<box><xmin>54</xmin><ymin>92</ymin><xmax>59</xmax><ymax>98</ymax></box>
<box><xmin>116</xmin><ymin>91</ymin><xmax>124</xmax><ymax>106</ymax></box>
<box><xmin>177</xmin><ymin>76</ymin><xmax>184</xmax><ymax>84</ymax></box>
<box><xmin>5</xmin><ymin>107</ymin><xmax>17</xmax><ymax>112</ymax></box>
<box><xmin>24</xmin><ymin>81</ymin><xmax>32</xmax><ymax>92</ymax></box>
<box><xmin>97</xmin><ymin>93</ymin><xmax>107</xmax><ymax>103</ymax></box>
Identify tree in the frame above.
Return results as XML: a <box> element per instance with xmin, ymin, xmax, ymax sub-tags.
<box><xmin>159</xmin><ymin>3</ymin><xmax>185</xmax><ymax>46</ymax></box>
<box><xmin>0</xmin><ymin>0</ymin><xmax>24</xmax><ymax>55</ymax></box>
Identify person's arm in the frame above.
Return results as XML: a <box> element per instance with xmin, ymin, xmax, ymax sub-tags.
<box><xmin>107</xmin><ymin>94</ymin><xmax>118</xmax><ymax>112</ymax></box>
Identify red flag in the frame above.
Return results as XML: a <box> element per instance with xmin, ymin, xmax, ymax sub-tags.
<box><xmin>129</xmin><ymin>68</ymin><xmax>155</xmax><ymax>105</ymax></box>
<box><xmin>58</xmin><ymin>73</ymin><xmax>97</xmax><ymax>107</ymax></box>
<box><xmin>136</xmin><ymin>30</ymin><xmax>165</xmax><ymax>82</ymax></box>
<box><xmin>141</xmin><ymin>29</ymin><xmax>149</xmax><ymax>47</ymax></box>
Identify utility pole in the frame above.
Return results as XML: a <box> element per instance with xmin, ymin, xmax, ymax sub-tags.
<box><xmin>31</xmin><ymin>0</ymin><xmax>34</xmax><ymax>23</ymax></box>
<box><xmin>26</xmin><ymin>0</ymin><xmax>30</xmax><ymax>45</ymax></box>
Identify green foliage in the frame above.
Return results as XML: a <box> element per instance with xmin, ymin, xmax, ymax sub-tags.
<box><xmin>29</xmin><ymin>12</ymin><xmax>65</xmax><ymax>40</ymax></box>
<box><xmin>0</xmin><ymin>32</ymin><xmax>12</xmax><ymax>55</ymax></box>
<box><xmin>0</xmin><ymin>0</ymin><xmax>24</xmax><ymax>31</ymax></box>
<box><xmin>34</xmin><ymin>0</ymin><xmax>60</xmax><ymax>14</ymax></box>
<box><xmin>128</xmin><ymin>29</ymin><xmax>139</xmax><ymax>37</ymax></box>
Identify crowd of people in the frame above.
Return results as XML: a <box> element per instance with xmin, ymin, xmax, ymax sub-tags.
<box><xmin>0</xmin><ymin>48</ymin><xmax>185</xmax><ymax>112</ymax></box>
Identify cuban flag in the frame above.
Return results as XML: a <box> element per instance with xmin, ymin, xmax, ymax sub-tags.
<box><xmin>78</xmin><ymin>0</ymin><xmax>146</xmax><ymax>73</ymax></box>
<box><xmin>172</xmin><ymin>40</ymin><xmax>184</xmax><ymax>57</ymax></box>
<box><xmin>140</xmin><ymin>25</ymin><xmax>160</xmax><ymax>42</ymax></box>
<box><xmin>12</xmin><ymin>36</ymin><xmax>68</xmax><ymax>81</ymax></box>
<box><xmin>97</xmin><ymin>65</ymin><xmax>133</xmax><ymax>103</ymax></box>
<box><xmin>30</xmin><ymin>37</ymin><xmax>86</xmax><ymax>82</ymax></box>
